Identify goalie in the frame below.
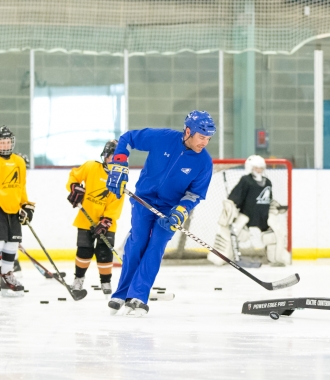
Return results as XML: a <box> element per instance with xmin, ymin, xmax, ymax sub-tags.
<box><xmin>208</xmin><ymin>155</ymin><xmax>290</xmax><ymax>267</ymax></box>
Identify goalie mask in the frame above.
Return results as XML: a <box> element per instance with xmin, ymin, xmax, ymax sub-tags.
<box><xmin>0</xmin><ymin>125</ymin><xmax>15</xmax><ymax>156</ymax></box>
<box><xmin>245</xmin><ymin>155</ymin><xmax>266</xmax><ymax>182</ymax></box>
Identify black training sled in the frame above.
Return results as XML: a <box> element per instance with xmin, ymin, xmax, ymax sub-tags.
<box><xmin>242</xmin><ymin>297</ymin><xmax>330</xmax><ymax>319</ymax></box>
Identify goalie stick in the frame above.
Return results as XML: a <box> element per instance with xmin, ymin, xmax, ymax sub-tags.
<box><xmin>222</xmin><ymin>171</ymin><xmax>261</xmax><ymax>269</ymax></box>
<box><xmin>77</xmin><ymin>203</ymin><xmax>123</xmax><ymax>264</ymax></box>
<box><xmin>18</xmin><ymin>244</ymin><xmax>66</xmax><ymax>281</ymax></box>
<box><xmin>25</xmin><ymin>221</ymin><xmax>87</xmax><ymax>301</ymax></box>
<box><xmin>123</xmin><ymin>188</ymin><xmax>300</xmax><ymax>291</ymax></box>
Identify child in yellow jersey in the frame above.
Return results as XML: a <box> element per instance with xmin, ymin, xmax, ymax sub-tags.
<box><xmin>67</xmin><ymin>140</ymin><xmax>125</xmax><ymax>295</ymax></box>
<box><xmin>0</xmin><ymin>126</ymin><xmax>35</xmax><ymax>297</ymax></box>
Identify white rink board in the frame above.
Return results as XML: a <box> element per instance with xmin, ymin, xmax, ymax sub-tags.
<box><xmin>22</xmin><ymin>168</ymin><xmax>330</xmax><ymax>251</ymax></box>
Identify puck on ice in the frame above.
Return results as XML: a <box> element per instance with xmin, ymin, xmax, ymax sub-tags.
<box><xmin>269</xmin><ymin>311</ymin><xmax>280</xmax><ymax>320</ymax></box>
<box><xmin>24</xmin><ymin>290</ymin><xmax>29</xmax><ymax>293</ymax></box>
<box><xmin>214</xmin><ymin>287</ymin><xmax>222</xmax><ymax>291</ymax></box>
<box><xmin>94</xmin><ymin>287</ymin><xmax>101</xmax><ymax>290</ymax></box>
<box><xmin>153</xmin><ymin>287</ymin><xmax>166</xmax><ymax>290</ymax></box>
<box><xmin>40</xmin><ymin>301</ymin><xmax>49</xmax><ymax>304</ymax></box>
<box><xmin>58</xmin><ymin>298</ymin><xmax>66</xmax><ymax>301</ymax></box>
<box><xmin>91</xmin><ymin>285</ymin><xmax>98</xmax><ymax>288</ymax></box>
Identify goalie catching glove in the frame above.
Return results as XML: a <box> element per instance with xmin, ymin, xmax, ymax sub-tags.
<box><xmin>106</xmin><ymin>154</ymin><xmax>129</xmax><ymax>199</ymax></box>
<box><xmin>90</xmin><ymin>217</ymin><xmax>112</xmax><ymax>238</ymax></box>
<box><xmin>19</xmin><ymin>203</ymin><xmax>35</xmax><ymax>225</ymax></box>
<box><xmin>67</xmin><ymin>183</ymin><xmax>85</xmax><ymax>208</ymax></box>
<box><xmin>158</xmin><ymin>205</ymin><xmax>188</xmax><ymax>232</ymax></box>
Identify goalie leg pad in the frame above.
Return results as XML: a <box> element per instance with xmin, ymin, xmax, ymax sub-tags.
<box><xmin>232</xmin><ymin>213</ymin><xmax>249</xmax><ymax>236</ymax></box>
<box><xmin>208</xmin><ymin>225</ymin><xmax>233</xmax><ymax>265</ymax></box>
<box><xmin>264</xmin><ymin>214</ymin><xmax>290</xmax><ymax>265</ymax></box>
<box><xmin>239</xmin><ymin>227</ymin><xmax>265</xmax><ymax>257</ymax></box>
<box><xmin>218</xmin><ymin>199</ymin><xmax>239</xmax><ymax>227</ymax></box>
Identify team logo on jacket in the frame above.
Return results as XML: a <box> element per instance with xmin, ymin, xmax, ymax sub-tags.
<box><xmin>2</xmin><ymin>167</ymin><xmax>20</xmax><ymax>189</ymax></box>
<box><xmin>256</xmin><ymin>186</ymin><xmax>271</xmax><ymax>204</ymax></box>
<box><xmin>86</xmin><ymin>188</ymin><xmax>109</xmax><ymax>205</ymax></box>
<box><xmin>181</xmin><ymin>168</ymin><xmax>192</xmax><ymax>174</ymax></box>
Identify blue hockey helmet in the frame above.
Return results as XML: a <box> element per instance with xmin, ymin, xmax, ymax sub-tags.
<box><xmin>184</xmin><ymin>110</ymin><xmax>216</xmax><ymax>137</ymax></box>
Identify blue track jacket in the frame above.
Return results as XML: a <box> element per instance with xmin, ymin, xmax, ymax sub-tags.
<box><xmin>114</xmin><ymin>128</ymin><xmax>213</xmax><ymax>213</ymax></box>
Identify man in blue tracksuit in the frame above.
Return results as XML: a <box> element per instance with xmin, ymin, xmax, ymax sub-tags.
<box><xmin>106</xmin><ymin>110</ymin><xmax>216</xmax><ymax>317</ymax></box>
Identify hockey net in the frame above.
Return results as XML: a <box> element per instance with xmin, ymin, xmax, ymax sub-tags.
<box><xmin>1</xmin><ymin>1</ymin><xmax>330</xmax><ymax>55</ymax></box>
<box><xmin>164</xmin><ymin>159</ymin><xmax>292</xmax><ymax>260</ymax></box>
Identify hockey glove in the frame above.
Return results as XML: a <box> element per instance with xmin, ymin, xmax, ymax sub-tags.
<box><xmin>106</xmin><ymin>154</ymin><xmax>129</xmax><ymax>199</ymax></box>
<box><xmin>90</xmin><ymin>217</ymin><xmax>112</xmax><ymax>238</ymax></box>
<box><xmin>157</xmin><ymin>205</ymin><xmax>188</xmax><ymax>232</ymax></box>
<box><xmin>67</xmin><ymin>183</ymin><xmax>85</xmax><ymax>208</ymax></box>
<box><xmin>19</xmin><ymin>202</ymin><xmax>35</xmax><ymax>225</ymax></box>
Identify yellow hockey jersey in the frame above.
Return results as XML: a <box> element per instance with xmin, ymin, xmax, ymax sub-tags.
<box><xmin>67</xmin><ymin>161</ymin><xmax>125</xmax><ymax>232</ymax></box>
<box><xmin>0</xmin><ymin>154</ymin><xmax>29</xmax><ymax>214</ymax></box>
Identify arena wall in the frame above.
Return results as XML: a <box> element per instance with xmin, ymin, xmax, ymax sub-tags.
<box><xmin>19</xmin><ymin>169</ymin><xmax>330</xmax><ymax>261</ymax></box>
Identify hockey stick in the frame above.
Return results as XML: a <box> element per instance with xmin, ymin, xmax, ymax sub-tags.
<box><xmin>18</xmin><ymin>244</ymin><xmax>66</xmax><ymax>281</ymax></box>
<box><xmin>123</xmin><ymin>189</ymin><xmax>300</xmax><ymax>291</ymax></box>
<box><xmin>25</xmin><ymin>221</ymin><xmax>87</xmax><ymax>301</ymax></box>
<box><xmin>77</xmin><ymin>203</ymin><xmax>123</xmax><ymax>264</ymax></box>
<box><xmin>222</xmin><ymin>172</ymin><xmax>261</xmax><ymax>269</ymax></box>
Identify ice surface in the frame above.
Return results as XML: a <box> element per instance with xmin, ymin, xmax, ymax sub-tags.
<box><xmin>1</xmin><ymin>260</ymin><xmax>330</xmax><ymax>380</ymax></box>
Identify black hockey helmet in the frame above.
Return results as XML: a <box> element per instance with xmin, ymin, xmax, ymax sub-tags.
<box><xmin>101</xmin><ymin>139</ymin><xmax>118</xmax><ymax>162</ymax></box>
<box><xmin>0</xmin><ymin>125</ymin><xmax>15</xmax><ymax>155</ymax></box>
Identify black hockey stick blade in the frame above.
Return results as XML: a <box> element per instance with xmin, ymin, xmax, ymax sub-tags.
<box><xmin>45</xmin><ymin>271</ymin><xmax>66</xmax><ymax>279</ymax></box>
<box><xmin>236</xmin><ymin>259</ymin><xmax>262</xmax><ymax>269</ymax></box>
<box><xmin>149</xmin><ymin>292</ymin><xmax>175</xmax><ymax>301</ymax></box>
<box><xmin>72</xmin><ymin>289</ymin><xmax>88</xmax><ymax>301</ymax></box>
<box><xmin>19</xmin><ymin>244</ymin><xmax>63</xmax><ymax>280</ymax></box>
<box><xmin>25</xmin><ymin>222</ymin><xmax>87</xmax><ymax>301</ymax></box>
<box><xmin>123</xmin><ymin>189</ymin><xmax>300</xmax><ymax>291</ymax></box>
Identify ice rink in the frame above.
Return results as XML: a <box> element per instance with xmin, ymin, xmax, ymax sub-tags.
<box><xmin>1</xmin><ymin>259</ymin><xmax>330</xmax><ymax>380</ymax></box>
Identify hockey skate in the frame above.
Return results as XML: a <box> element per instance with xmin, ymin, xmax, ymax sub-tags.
<box><xmin>71</xmin><ymin>276</ymin><xmax>85</xmax><ymax>291</ymax></box>
<box><xmin>101</xmin><ymin>282</ymin><xmax>112</xmax><ymax>295</ymax></box>
<box><xmin>108</xmin><ymin>298</ymin><xmax>125</xmax><ymax>315</ymax></box>
<box><xmin>124</xmin><ymin>298</ymin><xmax>149</xmax><ymax>318</ymax></box>
<box><xmin>1</xmin><ymin>271</ymin><xmax>24</xmax><ymax>297</ymax></box>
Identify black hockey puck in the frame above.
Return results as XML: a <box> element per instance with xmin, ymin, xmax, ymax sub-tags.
<box><xmin>24</xmin><ymin>290</ymin><xmax>29</xmax><ymax>293</ymax></box>
<box><xmin>94</xmin><ymin>287</ymin><xmax>101</xmax><ymax>290</ymax></box>
<box><xmin>58</xmin><ymin>298</ymin><xmax>66</xmax><ymax>301</ymax></box>
<box><xmin>153</xmin><ymin>287</ymin><xmax>166</xmax><ymax>290</ymax></box>
<box><xmin>157</xmin><ymin>291</ymin><xmax>165</xmax><ymax>294</ymax></box>
<box><xmin>149</xmin><ymin>298</ymin><xmax>157</xmax><ymax>301</ymax></box>
<box><xmin>91</xmin><ymin>285</ymin><xmax>99</xmax><ymax>288</ymax></box>
<box><xmin>214</xmin><ymin>287</ymin><xmax>222</xmax><ymax>291</ymax></box>
<box><xmin>269</xmin><ymin>311</ymin><xmax>280</xmax><ymax>320</ymax></box>
<box><xmin>40</xmin><ymin>301</ymin><xmax>49</xmax><ymax>304</ymax></box>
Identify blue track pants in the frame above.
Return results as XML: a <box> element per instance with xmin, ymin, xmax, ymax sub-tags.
<box><xmin>112</xmin><ymin>199</ymin><xmax>174</xmax><ymax>304</ymax></box>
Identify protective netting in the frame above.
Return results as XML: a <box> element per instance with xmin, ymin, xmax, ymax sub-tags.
<box><xmin>1</xmin><ymin>0</ymin><xmax>330</xmax><ymax>55</ymax></box>
<box><xmin>164</xmin><ymin>159</ymin><xmax>292</xmax><ymax>259</ymax></box>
